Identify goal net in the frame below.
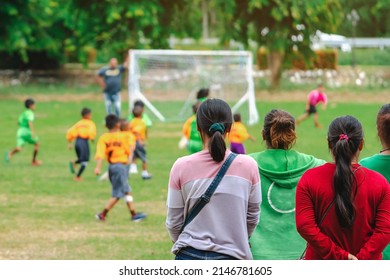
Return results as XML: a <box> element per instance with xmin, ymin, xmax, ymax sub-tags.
<box><xmin>128</xmin><ymin>49</ymin><xmax>259</xmax><ymax>125</ymax></box>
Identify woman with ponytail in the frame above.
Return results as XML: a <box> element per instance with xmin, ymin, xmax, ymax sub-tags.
<box><xmin>360</xmin><ymin>103</ymin><xmax>390</xmax><ymax>259</ymax></box>
<box><xmin>166</xmin><ymin>98</ymin><xmax>261</xmax><ymax>260</ymax></box>
<box><xmin>249</xmin><ymin>109</ymin><xmax>325</xmax><ymax>260</ymax></box>
<box><xmin>296</xmin><ymin>115</ymin><xmax>390</xmax><ymax>259</ymax></box>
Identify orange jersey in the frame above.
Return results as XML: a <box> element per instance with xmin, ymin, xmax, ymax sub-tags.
<box><xmin>122</xmin><ymin>131</ymin><xmax>137</xmax><ymax>153</ymax></box>
<box><xmin>182</xmin><ymin>115</ymin><xmax>195</xmax><ymax>139</ymax></box>
<box><xmin>129</xmin><ymin>117</ymin><xmax>147</xmax><ymax>141</ymax></box>
<box><xmin>228</xmin><ymin>121</ymin><xmax>250</xmax><ymax>144</ymax></box>
<box><xmin>95</xmin><ymin>131</ymin><xmax>134</xmax><ymax>164</ymax></box>
<box><xmin>66</xmin><ymin>119</ymin><xmax>96</xmax><ymax>141</ymax></box>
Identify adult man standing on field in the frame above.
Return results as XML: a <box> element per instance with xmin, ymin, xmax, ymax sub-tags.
<box><xmin>96</xmin><ymin>56</ymin><xmax>129</xmax><ymax>117</ymax></box>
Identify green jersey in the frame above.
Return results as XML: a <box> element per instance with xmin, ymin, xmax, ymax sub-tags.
<box><xmin>16</xmin><ymin>109</ymin><xmax>38</xmax><ymax>147</ymax></box>
<box><xmin>128</xmin><ymin>113</ymin><xmax>152</xmax><ymax>128</ymax></box>
<box><xmin>18</xmin><ymin>109</ymin><xmax>34</xmax><ymax>130</ymax></box>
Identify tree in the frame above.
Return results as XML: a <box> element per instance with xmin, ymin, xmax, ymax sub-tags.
<box><xmin>338</xmin><ymin>0</ymin><xmax>390</xmax><ymax>37</ymax></box>
<box><xmin>63</xmin><ymin>0</ymin><xmax>188</xmax><ymax>64</ymax></box>
<box><xmin>217</xmin><ymin>0</ymin><xmax>343</xmax><ymax>88</ymax></box>
<box><xmin>0</xmin><ymin>0</ymin><xmax>65</xmax><ymax>64</ymax></box>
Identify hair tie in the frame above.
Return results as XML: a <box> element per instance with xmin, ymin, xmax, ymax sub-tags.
<box><xmin>339</xmin><ymin>134</ymin><xmax>349</xmax><ymax>141</ymax></box>
<box><xmin>209</xmin><ymin>123</ymin><xmax>225</xmax><ymax>134</ymax></box>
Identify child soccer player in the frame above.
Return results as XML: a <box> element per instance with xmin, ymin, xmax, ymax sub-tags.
<box><xmin>180</xmin><ymin>101</ymin><xmax>203</xmax><ymax>153</ymax></box>
<box><xmin>128</xmin><ymin>100</ymin><xmax>152</xmax><ymax>174</ymax></box>
<box><xmin>94</xmin><ymin>114</ymin><xmax>146</xmax><ymax>222</ymax></box>
<box><xmin>296</xmin><ymin>83</ymin><xmax>328</xmax><ymax>128</ymax></box>
<box><xmin>129</xmin><ymin>105</ymin><xmax>152</xmax><ymax>179</ymax></box>
<box><xmin>196</xmin><ymin>88</ymin><xmax>209</xmax><ymax>102</ymax></box>
<box><xmin>6</xmin><ymin>98</ymin><xmax>41</xmax><ymax>166</ymax></box>
<box><xmin>98</xmin><ymin>118</ymin><xmax>136</xmax><ymax>181</ymax></box>
<box><xmin>228</xmin><ymin>113</ymin><xmax>255</xmax><ymax>154</ymax></box>
<box><xmin>66</xmin><ymin>107</ymin><xmax>97</xmax><ymax>181</ymax></box>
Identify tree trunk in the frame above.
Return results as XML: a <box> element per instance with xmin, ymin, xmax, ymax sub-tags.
<box><xmin>268</xmin><ymin>51</ymin><xmax>285</xmax><ymax>89</ymax></box>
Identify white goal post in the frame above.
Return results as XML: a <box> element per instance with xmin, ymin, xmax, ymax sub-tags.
<box><xmin>128</xmin><ymin>49</ymin><xmax>259</xmax><ymax>125</ymax></box>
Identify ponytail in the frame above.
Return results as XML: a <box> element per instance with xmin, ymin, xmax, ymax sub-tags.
<box><xmin>196</xmin><ymin>99</ymin><xmax>233</xmax><ymax>163</ymax></box>
<box><xmin>328</xmin><ymin>116</ymin><xmax>363</xmax><ymax>228</ymax></box>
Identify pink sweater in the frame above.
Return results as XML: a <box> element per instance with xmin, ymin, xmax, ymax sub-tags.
<box><xmin>166</xmin><ymin>150</ymin><xmax>261</xmax><ymax>259</ymax></box>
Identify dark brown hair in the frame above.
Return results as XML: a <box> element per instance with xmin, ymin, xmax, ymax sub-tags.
<box><xmin>377</xmin><ymin>104</ymin><xmax>390</xmax><ymax>147</ymax></box>
<box><xmin>196</xmin><ymin>99</ymin><xmax>232</xmax><ymax>162</ymax></box>
<box><xmin>263</xmin><ymin>109</ymin><xmax>296</xmax><ymax>150</ymax></box>
<box><xmin>328</xmin><ymin>115</ymin><xmax>363</xmax><ymax>228</ymax></box>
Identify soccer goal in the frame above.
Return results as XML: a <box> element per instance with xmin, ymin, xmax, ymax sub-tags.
<box><xmin>128</xmin><ymin>49</ymin><xmax>259</xmax><ymax>125</ymax></box>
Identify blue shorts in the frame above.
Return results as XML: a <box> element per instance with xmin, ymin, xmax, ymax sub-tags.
<box><xmin>108</xmin><ymin>163</ymin><xmax>131</xmax><ymax>198</ymax></box>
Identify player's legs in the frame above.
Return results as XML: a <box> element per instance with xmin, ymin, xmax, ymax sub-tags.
<box><xmin>112</xmin><ymin>92</ymin><xmax>121</xmax><ymax>117</ymax></box>
<box><xmin>97</xmin><ymin>164</ymin><xmax>127</xmax><ymax>220</ymax></box>
<box><xmin>124</xmin><ymin>192</ymin><xmax>147</xmax><ymax>222</ymax></box>
<box><xmin>7</xmin><ymin>132</ymin><xmax>26</xmax><ymax>161</ymax></box>
<box><xmin>32</xmin><ymin>142</ymin><xmax>41</xmax><ymax>166</ymax></box>
<box><xmin>313</xmin><ymin>112</ymin><xmax>322</xmax><ymax>128</ymax></box>
<box><xmin>296</xmin><ymin>112</ymin><xmax>309</xmax><ymax>125</ymax></box>
<box><xmin>104</xmin><ymin>93</ymin><xmax>114</xmax><ymax>115</ymax></box>
<box><xmin>96</xmin><ymin>197</ymin><xmax>120</xmax><ymax>221</ymax></box>
<box><xmin>7</xmin><ymin>147</ymin><xmax>22</xmax><ymax>161</ymax></box>
<box><xmin>136</xmin><ymin>143</ymin><xmax>152</xmax><ymax>179</ymax></box>
<box><xmin>74</xmin><ymin>139</ymin><xmax>89</xmax><ymax>180</ymax></box>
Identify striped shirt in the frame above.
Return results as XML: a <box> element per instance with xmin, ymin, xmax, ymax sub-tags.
<box><xmin>166</xmin><ymin>150</ymin><xmax>261</xmax><ymax>260</ymax></box>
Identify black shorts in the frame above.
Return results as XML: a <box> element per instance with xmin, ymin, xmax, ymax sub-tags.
<box><xmin>75</xmin><ymin>138</ymin><xmax>90</xmax><ymax>162</ymax></box>
<box><xmin>307</xmin><ymin>104</ymin><xmax>317</xmax><ymax>115</ymax></box>
<box><xmin>133</xmin><ymin>141</ymin><xmax>147</xmax><ymax>162</ymax></box>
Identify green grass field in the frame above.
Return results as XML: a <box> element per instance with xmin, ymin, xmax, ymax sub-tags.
<box><xmin>0</xmin><ymin>88</ymin><xmax>386</xmax><ymax>260</ymax></box>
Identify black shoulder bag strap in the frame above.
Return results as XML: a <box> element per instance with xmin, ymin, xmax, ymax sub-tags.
<box><xmin>180</xmin><ymin>153</ymin><xmax>238</xmax><ymax>233</ymax></box>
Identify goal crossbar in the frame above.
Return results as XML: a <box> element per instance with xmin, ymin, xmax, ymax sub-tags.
<box><xmin>128</xmin><ymin>49</ymin><xmax>259</xmax><ymax>125</ymax></box>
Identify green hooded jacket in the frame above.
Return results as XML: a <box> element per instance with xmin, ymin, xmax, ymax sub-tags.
<box><xmin>249</xmin><ymin>149</ymin><xmax>325</xmax><ymax>259</ymax></box>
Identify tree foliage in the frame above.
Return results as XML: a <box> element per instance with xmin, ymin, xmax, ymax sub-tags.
<box><xmin>0</xmin><ymin>0</ymin><xmax>65</xmax><ymax>62</ymax></box>
<box><xmin>337</xmin><ymin>0</ymin><xmax>390</xmax><ymax>37</ymax></box>
<box><xmin>217</xmin><ymin>0</ymin><xmax>343</xmax><ymax>87</ymax></box>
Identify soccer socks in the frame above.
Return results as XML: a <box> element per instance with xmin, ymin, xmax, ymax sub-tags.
<box><xmin>76</xmin><ymin>165</ymin><xmax>86</xmax><ymax>178</ymax></box>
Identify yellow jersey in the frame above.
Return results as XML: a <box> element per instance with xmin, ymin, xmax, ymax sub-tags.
<box><xmin>95</xmin><ymin>131</ymin><xmax>135</xmax><ymax>164</ymax></box>
<box><xmin>228</xmin><ymin>121</ymin><xmax>250</xmax><ymax>144</ymax></box>
<box><xmin>66</xmin><ymin>119</ymin><xmax>96</xmax><ymax>141</ymax></box>
<box><xmin>182</xmin><ymin>115</ymin><xmax>195</xmax><ymax>139</ymax></box>
<box><xmin>129</xmin><ymin>117</ymin><xmax>147</xmax><ymax>141</ymax></box>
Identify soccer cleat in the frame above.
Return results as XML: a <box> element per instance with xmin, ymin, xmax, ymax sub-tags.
<box><xmin>69</xmin><ymin>161</ymin><xmax>75</xmax><ymax>174</ymax></box>
<box><xmin>129</xmin><ymin>164</ymin><xmax>138</xmax><ymax>174</ymax></box>
<box><xmin>74</xmin><ymin>176</ymin><xmax>83</xmax><ymax>182</ymax></box>
<box><xmin>95</xmin><ymin>213</ymin><xmax>105</xmax><ymax>221</ymax></box>
<box><xmin>32</xmin><ymin>160</ymin><xmax>42</xmax><ymax>166</ymax></box>
<box><xmin>142</xmin><ymin>174</ymin><xmax>152</xmax><ymax>180</ymax></box>
<box><xmin>141</xmin><ymin>171</ymin><xmax>152</xmax><ymax>180</ymax></box>
<box><xmin>131</xmin><ymin>212</ymin><xmax>147</xmax><ymax>222</ymax></box>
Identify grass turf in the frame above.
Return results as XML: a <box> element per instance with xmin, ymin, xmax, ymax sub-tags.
<box><xmin>0</xmin><ymin>95</ymin><xmax>385</xmax><ymax>259</ymax></box>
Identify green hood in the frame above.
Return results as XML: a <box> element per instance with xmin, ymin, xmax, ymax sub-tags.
<box><xmin>250</xmin><ymin>149</ymin><xmax>325</xmax><ymax>214</ymax></box>
<box><xmin>249</xmin><ymin>149</ymin><xmax>325</xmax><ymax>259</ymax></box>
<box><xmin>250</xmin><ymin>149</ymin><xmax>325</xmax><ymax>189</ymax></box>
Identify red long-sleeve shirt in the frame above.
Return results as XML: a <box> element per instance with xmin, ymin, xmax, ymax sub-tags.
<box><xmin>296</xmin><ymin>163</ymin><xmax>390</xmax><ymax>260</ymax></box>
